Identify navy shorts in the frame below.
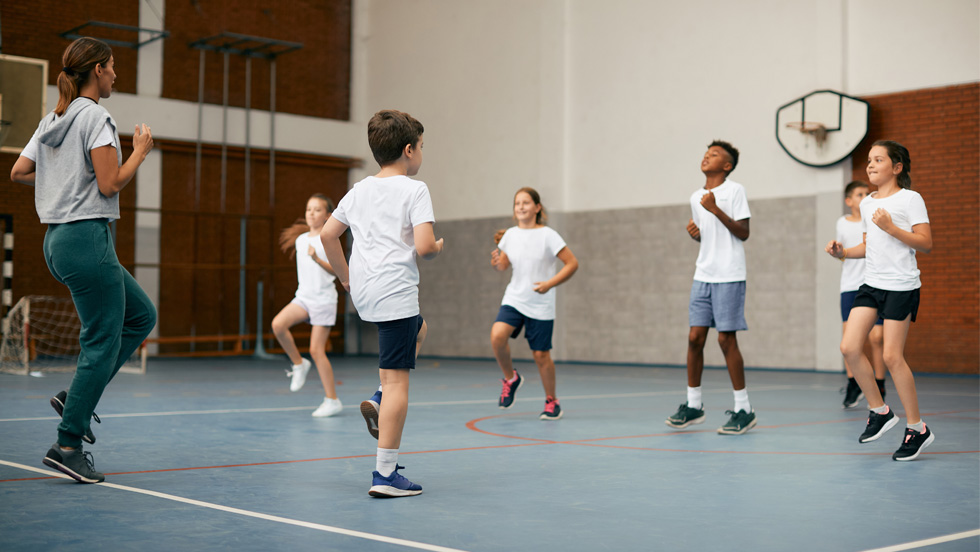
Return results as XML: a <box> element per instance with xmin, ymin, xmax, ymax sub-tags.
<box><xmin>852</xmin><ymin>284</ymin><xmax>920</xmax><ymax>323</ymax></box>
<box><xmin>375</xmin><ymin>314</ymin><xmax>424</xmax><ymax>370</ymax></box>
<box><xmin>494</xmin><ymin>305</ymin><xmax>553</xmax><ymax>352</ymax></box>
<box><xmin>840</xmin><ymin>291</ymin><xmax>883</xmax><ymax>325</ymax></box>
<box><xmin>688</xmin><ymin>281</ymin><xmax>747</xmax><ymax>332</ymax></box>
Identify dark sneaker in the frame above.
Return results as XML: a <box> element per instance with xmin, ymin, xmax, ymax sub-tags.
<box><xmin>42</xmin><ymin>444</ymin><xmax>105</xmax><ymax>483</ymax></box>
<box><xmin>539</xmin><ymin>397</ymin><xmax>562</xmax><ymax>420</ymax></box>
<box><xmin>498</xmin><ymin>371</ymin><xmax>524</xmax><ymax>409</ymax></box>
<box><xmin>858</xmin><ymin>408</ymin><xmax>899</xmax><ymax>443</ymax></box>
<box><xmin>718</xmin><ymin>409</ymin><xmax>757</xmax><ymax>435</ymax></box>
<box><xmin>360</xmin><ymin>390</ymin><xmax>382</xmax><ymax>440</ymax></box>
<box><xmin>842</xmin><ymin>379</ymin><xmax>864</xmax><ymax>409</ymax></box>
<box><xmin>665</xmin><ymin>403</ymin><xmax>706</xmax><ymax>429</ymax></box>
<box><xmin>50</xmin><ymin>390</ymin><xmax>98</xmax><ymax>445</ymax></box>
<box><xmin>892</xmin><ymin>426</ymin><xmax>935</xmax><ymax>461</ymax></box>
<box><xmin>369</xmin><ymin>465</ymin><xmax>422</xmax><ymax>498</ymax></box>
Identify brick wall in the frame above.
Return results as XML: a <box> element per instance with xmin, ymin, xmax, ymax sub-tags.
<box><xmin>851</xmin><ymin>82</ymin><xmax>980</xmax><ymax>374</ymax></box>
<box><xmin>161</xmin><ymin>0</ymin><xmax>351</xmax><ymax>120</ymax></box>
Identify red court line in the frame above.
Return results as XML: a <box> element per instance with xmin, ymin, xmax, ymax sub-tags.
<box><xmin>3</xmin><ymin>409</ymin><xmax>977</xmax><ymax>483</ymax></box>
<box><xmin>0</xmin><ymin>442</ymin><xmax>544</xmax><ymax>483</ymax></box>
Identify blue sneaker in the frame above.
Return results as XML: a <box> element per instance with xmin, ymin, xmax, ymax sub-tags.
<box><xmin>369</xmin><ymin>465</ymin><xmax>422</xmax><ymax>498</ymax></box>
<box><xmin>360</xmin><ymin>390</ymin><xmax>382</xmax><ymax>440</ymax></box>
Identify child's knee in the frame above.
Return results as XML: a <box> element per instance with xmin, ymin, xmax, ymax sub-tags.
<box><xmin>532</xmin><ymin>350</ymin><xmax>551</xmax><ymax>364</ymax></box>
<box><xmin>717</xmin><ymin>332</ymin><xmax>737</xmax><ymax>351</ymax></box>
<box><xmin>688</xmin><ymin>329</ymin><xmax>707</xmax><ymax>350</ymax></box>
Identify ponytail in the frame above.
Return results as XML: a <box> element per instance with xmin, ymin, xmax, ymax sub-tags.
<box><xmin>54</xmin><ymin>38</ymin><xmax>112</xmax><ymax>116</ymax></box>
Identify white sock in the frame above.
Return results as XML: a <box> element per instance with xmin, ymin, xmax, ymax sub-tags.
<box><xmin>687</xmin><ymin>386</ymin><xmax>702</xmax><ymax>409</ymax></box>
<box><xmin>733</xmin><ymin>389</ymin><xmax>750</xmax><ymax>413</ymax></box>
<box><xmin>871</xmin><ymin>404</ymin><xmax>889</xmax><ymax>415</ymax></box>
<box><xmin>507</xmin><ymin>372</ymin><xmax>519</xmax><ymax>383</ymax></box>
<box><xmin>377</xmin><ymin>384</ymin><xmax>383</xmax><ymax>392</ymax></box>
<box><xmin>376</xmin><ymin>448</ymin><xmax>398</xmax><ymax>477</ymax></box>
<box><xmin>907</xmin><ymin>420</ymin><xmax>925</xmax><ymax>433</ymax></box>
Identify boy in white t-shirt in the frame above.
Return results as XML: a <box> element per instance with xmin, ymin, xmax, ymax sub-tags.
<box><xmin>665</xmin><ymin>140</ymin><xmax>756</xmax><ymax>435</ymax></box>
<box><xmin>320</xmin><ymin>110</ymin><xmax>443</xmax><ymax>496</ymax></box>
<box><xmin>833</xmin><ymin>182</ymin><xmax>886</xmax><ymax>409</ymax></box>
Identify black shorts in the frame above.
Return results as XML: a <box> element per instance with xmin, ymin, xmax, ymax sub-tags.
<box><xmin>851</xmin><ymin>284</ymin><xmax>920</xmax><ymax>323</ymax></box>
<box><xmin>840</xmin><ymin>291</ymin><xmax>883</xmax><ymax>325</ymax></box>
<box><xmin>375</xmin><ymin>314</ymin><xmax>424</xmax><ymax>370</ymax></box>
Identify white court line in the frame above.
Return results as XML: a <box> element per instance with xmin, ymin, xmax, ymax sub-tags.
<box><xmin>858</xmin><ymin>529</ymin><xmax>980</xmax><ymax>551</ymax></box>
<box><xmin>0</xmin><ymin>459</ymin><xmax>469</xmax><ymax>552</ymax></box>
<box><xmin>0</xmin><ymin>385</ymin><xmax>798</xmax><ymax>423</ymax></box>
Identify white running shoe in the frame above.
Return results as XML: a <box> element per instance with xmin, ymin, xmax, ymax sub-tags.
<box><xmin>312</xmin><ymin>398</ymin><xmax>343</xmax><ymax>418</ymax></box>
<box><xmin>287</xmin><ymin>358</ymin><xmax>312</xmax><ymax>392</ymax></box>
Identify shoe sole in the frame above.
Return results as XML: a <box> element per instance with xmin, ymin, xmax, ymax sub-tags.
<box><xmin>41</xmin><ymin>455</ymin><xmax>103</xmax><ymax>484</ymax></box>
<box><xmin>50</xmin><ymin>396</ymin><xmax>96</xmax><ymax>445</ymax></box>
<box><xmin>717</xmin><ymin>417</ymin><xmax>758</xmax><ymax>435</ymax></box>
<box><xmin>368</xmin><ymin>485</ymin><xmax>422</xmax><ymax>498</ymax></box>
<box><xmin>498</xmin><ymin>375</ymin><xmax>524</xmax><ymax>409</ymax></box>
<box><xmin>360</xmin><ymin>400</ymin><xmax>380</xmax><ymax>439</ymax></box>
<box><xmin>859</xmin><ymin>414</ymin><xmax>900</xmax><ymax>443</ymax></box>
<box><xmin>665</xmin><ymin>415</ymin><xmax>706</xmax><ymax>429</ymax></box>
<box><xmin>842</xmin><ymin>392</ymin><xmax>864</xmax><ymax>409</ymax></box>
<box><xmin>893</xmin><ymin>431</ymin><xmax>935</xmax><ymax>462</ymax></box>
<box><xmin>539</xmin><ymin>411</ymin><xmax>563</xmax><ymax>421</ymax></box>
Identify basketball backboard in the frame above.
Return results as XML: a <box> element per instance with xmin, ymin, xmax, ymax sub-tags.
<box><xmin>775</xmin><ymin>90</ymin><xmax>869</xmax><ymax>168</ymax></box>
<box><xmin>0</xmin><ymin>54</ymin><xmax>48</xmax><ymax>154</ymax></box>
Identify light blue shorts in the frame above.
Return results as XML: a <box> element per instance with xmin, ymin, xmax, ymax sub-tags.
<box><xmin>689</xmin><ymin>280</ymin><xmax>747</xmax><ymax>332</ymax></box>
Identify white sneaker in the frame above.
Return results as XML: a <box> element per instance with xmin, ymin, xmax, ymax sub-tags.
<box><xmin>287</xmin><ymin>358</ymin><xmax>311</xmax><ymax>392</ymax></box>
<box><xmin>312</xmin><ymin>398</ymin><xmax>343</xmax><ymax>417</ymax></box>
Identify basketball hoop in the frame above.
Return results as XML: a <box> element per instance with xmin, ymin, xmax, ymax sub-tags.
<box><xmin>786</xmin><ymin>121</ymin><xmax>828</xmax><ymax>147</ymax></box>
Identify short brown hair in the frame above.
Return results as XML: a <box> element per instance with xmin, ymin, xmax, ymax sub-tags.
<box><xmin>368</xmin><ymin>110</ymin><xmax>424</xmax><ymax>167</ymax></box>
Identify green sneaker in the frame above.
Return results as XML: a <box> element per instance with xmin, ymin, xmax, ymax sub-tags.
<box><xmin>718</xmin><ymin>409</ymin><xmax>757</xmax><ymax>435</ymax></box>
<box><xmin>665</xmin><ymin>403</ymin><xmax>706</xmax><ymax>429</ymax></box>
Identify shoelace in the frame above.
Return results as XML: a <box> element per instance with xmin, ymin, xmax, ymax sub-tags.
<box><xmin>544</xmin><ymin>400</ymin><xmax>557</xmax><ymax>413</ymax></box>
<box><xmin>82</xmin><ymin>451</ymin><xmax>98</xmax><ymax>471</ymax></box>
<box><xmin>500</xmin><ymin>379</ymin><xmax>513</xmax><ymax>398</ymax></box>
<box><xmin>91</xmin><ymin>412</ymin><xmax>101</xmax><ymax>425</ymax></box>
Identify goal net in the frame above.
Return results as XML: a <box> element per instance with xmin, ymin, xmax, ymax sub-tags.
<box><xmin>0</xmin><ymin>295</ymin><xmax>143</xmax><ymax>375</ymax></box>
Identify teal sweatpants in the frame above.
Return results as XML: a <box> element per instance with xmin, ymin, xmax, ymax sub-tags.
<box><xmin>43</xmin><ymin>219</ymin><xmax>157</xmax><ymax>448</ymax></box>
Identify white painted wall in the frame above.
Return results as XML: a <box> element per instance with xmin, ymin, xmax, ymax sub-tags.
<box><xmin>356</xmin><ymin>0</ymin><xmax>979</xmax><ymax>220</ymax></box>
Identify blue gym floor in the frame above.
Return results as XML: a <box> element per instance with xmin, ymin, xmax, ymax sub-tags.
<box><xmin>1</xmin><ymin>357</ymin><xmax>977</xmax><ymax>552</ymax></box>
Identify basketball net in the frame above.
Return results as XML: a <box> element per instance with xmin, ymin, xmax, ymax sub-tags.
<box><xmin>786</xmin><ymin>121</ymin><xmax>828</xmax><ymax>147</ymax></box>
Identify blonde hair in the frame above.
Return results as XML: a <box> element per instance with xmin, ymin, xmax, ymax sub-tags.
<box><xmin>278</xmin><ymin>194</ymin><xmax>335</xmax><ymax>259</ymax></box>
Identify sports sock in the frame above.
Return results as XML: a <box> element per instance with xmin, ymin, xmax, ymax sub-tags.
<box><xmin>733</xmin><ymin>388</ymin><xmax>750</xmax><ymax>413</ymax></box>
<box><xmin>376</xmin><ymin>448</ymin><xmax>398</xmax><ymax>477</ymax></box>
<box><xmin>687</xmin><ymin>386</ymin><xmax>702</xmax><ymax>410</ymax></box>
<box><xmin>907</xmin><ymin>421</ymin><xmax>925</xmax><ymax>433</ymax></box>
<box><xmin>871</xmin><ymin>404</ymin><xmax>889</xmax><ymax>415</ymax></box>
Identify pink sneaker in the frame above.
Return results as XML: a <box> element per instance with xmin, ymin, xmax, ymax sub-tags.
<box><xmin>539</xmin><ymin>396</ymin><xmax>562</xmax><ymax>420</ymax></box>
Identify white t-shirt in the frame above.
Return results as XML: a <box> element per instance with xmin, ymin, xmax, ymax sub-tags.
<box><xmin>21</xmin><ymin>121</ymin><xmax>115</xmax><ymax>162</ymax></box>
<box><xmin>294</xmin><ymin>232</ymin><xmax>338</xmax><ymax>306</ymax></box>
<box><xmin>860</xmin><ymin>189</ymin><xmax>929</xmax><ymax>291</ymax></box>
<box><xmin>690</xmin><ymin>179</ymin><xmax>751</xmax><ymax>283</ymax></box>
<box><xmin>836</xmin><ymin>216</ymin><xmax>866</xmax><ymax>293</ymax></box>
<box><xmin>498</xmin><ymin>226</ymin><xmax>567</xmax><ymax>320</ymax></box>
<box><xmin>330</xmin><ymin>175</ymin><xmax>435</xmax><ymax>322</ymax></box>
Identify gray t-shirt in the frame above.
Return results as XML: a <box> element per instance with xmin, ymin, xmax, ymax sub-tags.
<box><xmin>30</xmin><ymin>97</ymin><xmax>123</xmax><ymax>224</ymax></box>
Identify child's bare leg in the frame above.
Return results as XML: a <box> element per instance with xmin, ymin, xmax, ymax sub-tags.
<box><xmin>377</xmin><ymin>369</ymin><xmax>410</xmax><ymax>450</ymax></box>
<box><xmin>868</xmin><ymin>324</ymin><xmax>887</xmax><ymax>380</ymax></box>
<box><xmin>718</xmin><ymin>331</ymin><xmax>745</xmax><ymax>390</ymax></box>
<box><xmin>415</xmin><ymin>320</ymin><xmax>428</xmax><ymax>359</ymax></box>
<box><xmin>687</xmin><ymin>326</ymin><xmax>709</xmax><ymax>387</ymax></box>
<box><xmin>491</xmin><ymin>322</ymin><xmax>517</xmax><ymax>380</ymax></box>
<box><xmin>882</xmin><ymin>317</ymin><xmax>920</xmax><ymax>423</ymax></box>
<box><xmin>271</xmin><ymin>303</ymin><xmax>309</xmax><ymax>365</ymax></box>
<box><xmin>842</xmin><ymin>321</ymin><xmax>854</xmax><ymax>377</ymax></box>
<box><xmin>310</xmin><ymin>325</ymin><xmax>337</xmax><ymax>399</ymax></box>
<box><xmin>533</xmin><ymin>350</ymin><xmax>556</xmax><ymax>398</ymax></box>
<box><xmin>841</xmin><ymin>307</ymin><xmax>883</xmax><ymax>407</ymax></box>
